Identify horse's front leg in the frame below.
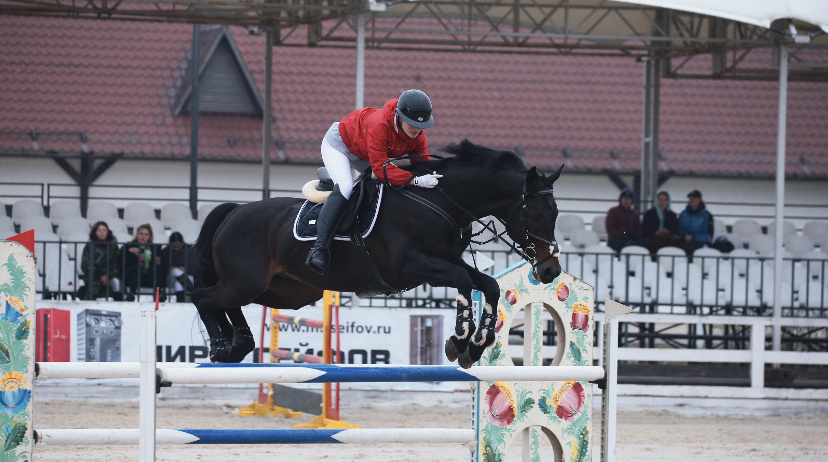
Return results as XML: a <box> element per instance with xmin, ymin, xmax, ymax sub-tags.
<box><xmin>456</xmin><ymin>262</ymin><xmax>501</xmax><ymax>367</ymax></box>
<box><xmin>402</xmin><ymin>254</ymin><xmax>478</xmax><ymax>368</ymax></box>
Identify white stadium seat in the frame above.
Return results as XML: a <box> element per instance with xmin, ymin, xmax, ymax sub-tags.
<box><xmin>86</xmin><ymin>200</ymin><xmax>120</xmax><ymax>223</ymax></box>
<box><xmin>124</xmin><ymin>202</ymin><xmax>157</xmax><ymax>229</ymax></box>
<box><xmin>12</xmin><ymin>199</ymin><xmax>45</xmax><ymax>226</ymax></box>
<box><xmin>731</xmin><ymin>219</ymin><xmax>762</xmax><ymax>241</ymax></box>
<box><xmin>161</xmin><ymin>203</ymin><xmax>194</xmax><ymax>226</ymax></box>
<box><xmin>48</xmin><ymin>200</ymin><xmax>82</xmax><ymax>225</ymax></box>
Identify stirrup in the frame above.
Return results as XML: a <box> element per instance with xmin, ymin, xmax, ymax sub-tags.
<box><xmin>305</xmin><ymin>247</ymin><xmax>330</xmax><ymax>275</ymax></box>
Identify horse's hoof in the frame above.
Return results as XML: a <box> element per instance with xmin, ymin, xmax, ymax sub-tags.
<box><xmin>445</xmin><ymin>336</ymin><xmax>469</xmax><ymax>362</ymax></box>
<box><xmin>445</xmin><ymin>338</ymin><xmax>460</xmax><ymax>362</ymax></box>
<box><xmin>228</xmin><ymin>330</ymin><xmax>255</xmax><ymax>363</ymax></box>
<box><xmin>457</xmin><ymin>350</ymin><xmax>475</xmax><ymax>369</ymax></box>
<box><xmin>209</xmin><ymin>339</ymin><xmax>232</xmax><ymax>363</ymax></box>
<box><xmin>467</xmin><ymin>343</ymin><xmax>487</xmax><ymax>366</ymax></box>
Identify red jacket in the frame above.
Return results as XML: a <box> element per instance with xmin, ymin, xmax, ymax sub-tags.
<box><xmin>338</xmin><ymin>99</ymin><xmax>430</xmax><ymax>186</ymax></box>
<box><xmin>605</xmin><ymin>205</ymin><xmax>642</xmax><ymax>240</ymax></box>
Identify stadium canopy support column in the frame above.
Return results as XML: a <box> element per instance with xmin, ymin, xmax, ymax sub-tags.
<box><xmin>189</xmin><ymin>24</ymin><xmax>200</xmax><ymax>218</ymax></box>
<box><xmin>262</xmin><ymin>28</ymin><xmax>274</xmax><ymax>201</ymax></box>
<box><xmin>772</xmin><ymin>43</ymin><xmax>788</xmax><ymax>351</ymax></box>
<box><xmin>355</xmin><ymin>13</ymin><xmax>365</xmax><ymax>110</ymax></box>
<box><xmin>639</xmin><ymin>56</ymin><xmax>660</xmax><ymax>212</ymax></box>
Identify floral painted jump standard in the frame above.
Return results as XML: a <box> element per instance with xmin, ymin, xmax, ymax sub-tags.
<box><xmin>0</xmin><ymin>242</ymin><xmax>36</xmax><ymax>462</ymax></box>
<box><xmin>472</xmin><ymin>262</ymin><xmax>595</xmax><ymax>462</ymax></box>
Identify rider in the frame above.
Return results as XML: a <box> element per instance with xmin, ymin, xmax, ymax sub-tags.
<box><xmin>305</xmin><ymin>89</ymin><xmax>443</xmax><ymax>275</ymax></box>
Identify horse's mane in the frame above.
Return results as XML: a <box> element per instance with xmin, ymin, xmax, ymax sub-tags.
<box><xmin>436</xmin><ymin>139</ymin><xmax>528</xmax><ymax>172</ymax></box>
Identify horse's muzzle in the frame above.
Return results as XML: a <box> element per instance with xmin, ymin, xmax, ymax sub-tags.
<box><xmin>537</xmin><ymin>264</ymin><xmax>562</xmax><ymax>284</ymax></box>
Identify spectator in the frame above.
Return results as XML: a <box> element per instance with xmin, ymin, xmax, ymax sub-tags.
<box><xmin>605</xmin><ymin>188</ymin><xmax>644</xmax><ymax>252</ymax></box>
<box><xmin>642</xmin><ymin>191</ymin><xmax>680</xmax><ymax>254</ymax></box>
<box><xmin>79</xmin><ymin>221</ymin><xmax>121</xmax><ymax>301</ymax></box>
<box><xmin>161</xmin><ymin>231</ymin><xmax>193</xmax><ymax>303</ymax></box>
<box><xmin>121</xmin><ymin>223</ymin><xmax>166</xmax><ymax>302</ymax></box>
<box><xmin>677</xmin><ymin>189</ymin><xmax>714</xmax><ymax>255</ymax></box>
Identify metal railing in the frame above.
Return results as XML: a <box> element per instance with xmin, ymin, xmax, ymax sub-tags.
<box><xmin>2</xmin><ymin>180</ymin><xmax>827</xmax><ymax>227</ymax></box>
<box><xmin>33</xmin><ymin>239</ymin><xmax>827</xmax><ymax>312</ymax></box>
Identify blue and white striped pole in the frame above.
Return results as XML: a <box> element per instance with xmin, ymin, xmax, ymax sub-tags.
<box><xmin>158</xmin><ymin>363</ymin><xmax>605</xmax><ymax>385</ymax></box>
<box><xmin>36</xmin><ymin>428</ymin><xmax>475</xmax><ymax>445</ymax></box>
<box><xmin>37</xmin><ymin>363</ymin><xmax>605</xmax><ymax>384</ymax></box>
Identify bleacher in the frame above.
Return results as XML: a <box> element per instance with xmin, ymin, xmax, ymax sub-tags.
<box><xmin>1</xmin><ymin>198</ymin><xmax>827</xmax><ymax>317</ymax></box>
<box><xmin>2</xmin><ymin>198</ymin><xmax>207</xmax><ymax>301</ymax></box>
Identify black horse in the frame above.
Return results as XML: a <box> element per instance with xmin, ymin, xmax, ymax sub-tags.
<box><xmin>190</xmin><ymin>140</ymin><xmax>563</xmax><ymax>368</ymax></box>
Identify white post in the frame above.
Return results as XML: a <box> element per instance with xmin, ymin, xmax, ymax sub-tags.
<box><xmin>601</xmin><ymin>300</ymin><xmax>632</xmax><ymax>462</ymax></box>
<box><xmin>750</xmin><ymin>323</ymin><xmax>766</xmax><ymax>389</ymax></box>
<box><xmin>522</xmin><ymin>303</ymin><xmax>542</xmax><ymax>461</ymax></box>
<box><xmin>139</xmin><ymin>310</ymin><xmax>157</xmax><ymax>462</ymax></box>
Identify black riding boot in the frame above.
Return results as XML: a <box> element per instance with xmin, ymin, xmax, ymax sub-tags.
<box><xmin>305</xmin><ymin>185</ymin><xmax>349</xmax><ymax>275</ymax></box>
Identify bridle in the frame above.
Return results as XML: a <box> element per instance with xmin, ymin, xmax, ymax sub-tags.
<box><xmin>381</xmin><ymin>156</ymin><xmax>560</xmax><ymax>275</ymax></box>
<box><xmin>470</xmin><ymin>185</ymin><xmax>560</xmax><ymax>277</ymax></box>
<box><xmin>513</xmin><ymin>185</ymin><xmax>561</xmax><ymax>270</ymax></box>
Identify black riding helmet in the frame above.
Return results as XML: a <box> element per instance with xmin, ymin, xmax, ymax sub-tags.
<box><xmin>396</xmin><ymin>89</ymin><xmax>434</xmax><ymax>129</ymax></box>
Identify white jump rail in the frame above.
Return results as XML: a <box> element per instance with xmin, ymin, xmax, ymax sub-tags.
<box><xmin>37</xmin><ymin>363</ymin><xmax>606</xmax><ymax>384</ymax></box>
<box><xmin>36</xmin><ymin>428</ymin><xmax>477</xmax><ymax>445</ymax></box>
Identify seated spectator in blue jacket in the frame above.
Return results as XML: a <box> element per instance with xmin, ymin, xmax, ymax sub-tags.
<box><xmin>642</xmin><ymin>191</ymin><xmax>680</xmax><ymax>254</ymax></box>
<box><xmin>605</xmin><ymin>188</ymin><xmax>645</xmax><ymax>252</ymax></box>
<box><xmin>677</xmin><ymin>190</ymin><xmax>714</xmax><ymax>255</ymax></box>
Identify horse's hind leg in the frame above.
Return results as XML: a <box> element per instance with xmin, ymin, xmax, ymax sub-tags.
<box><xmin>195</xmin><ymin>307</ymin><xmax>233</xmax><ymax>362</ymax></box>
<box><xmin>192</xmin><ymin>277</ymin><xmax>271</xmax><ymax>362</ymax></box>
<box><xmin>224</xmin><ymin>308</ymin><xmax>255</xmax><ymax>363</ymax></box>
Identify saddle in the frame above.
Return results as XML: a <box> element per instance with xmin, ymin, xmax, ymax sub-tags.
<box><xmin>295</xmin><ymin>168</ymin><xmax>397</xmax><ymax>297</ymax></box>
<box><xmin>293</xmin><ymin>168</ymin><xmax>383</xmax><ymax>242</ymax></box>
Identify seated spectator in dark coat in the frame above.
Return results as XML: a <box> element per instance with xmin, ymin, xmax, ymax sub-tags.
<box><xmin>677</xmin><ymin>189</ymin><xmax>714</xmax><ymax>255</ymax></box>
<box><xmin>79</xmin><ymin>221</ymin><xmax>122</xmax><ymax>301</ymax></box>
<box><xmin>121</xmin><ymin>223</ymin><xmax>166</xmax><ymax>301</ymax></box>
<box><xmin>605</xmin><ymin>188</ymin><xmax>645</xmax><ymax>252</ymax></box>
<box><xmin>161</xmin><ymin>232</ymin><xmax>193</xmax><ymax>303</ymax></box>
<box><xmin>642</xmin><ymin>191</ymin><xmax>681</xmax><ymax>254</ymax></box>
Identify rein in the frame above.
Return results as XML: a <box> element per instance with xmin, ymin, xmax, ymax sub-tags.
<box><xmin>381</xmin><ymin>157</ymin><xmax>558</xmax><ymax>273</ymax></box>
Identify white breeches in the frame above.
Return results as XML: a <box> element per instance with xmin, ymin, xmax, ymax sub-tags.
<box><xmin>167</xmin><ymin>267</ymin><xmax>193</xmax><ymax>292</ymax></box>
<box><xmin>321</xmin><ymin>122</ymin><xmax>370</xmax><ymax>200</ymax></box>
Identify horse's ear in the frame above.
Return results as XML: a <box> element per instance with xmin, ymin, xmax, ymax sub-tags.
<box><xmin>548</xmin><ymin>164</ymin><xmax>564</xmax><ymax>184</ymax></box>
<box><xmin>526</xmin><ymin>167</ymin><xmax>542</xmax><ymax>191</ymax></box>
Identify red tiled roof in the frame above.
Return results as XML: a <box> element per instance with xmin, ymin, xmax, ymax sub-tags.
<box><xmin>1</xmin><ymin>17</ymin><xmax>827</xmax><ymax>178</ymax></box>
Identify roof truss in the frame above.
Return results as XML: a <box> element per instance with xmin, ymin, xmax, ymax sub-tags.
<box><xmin>1</xmin><ymin>0</ymin><xmax>826</xmax><ymax>80</ymax></box>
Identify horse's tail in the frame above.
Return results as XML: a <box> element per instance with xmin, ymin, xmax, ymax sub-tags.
<box><xmin>189</xmin><ymin>202</ymin><xmax>240</xmax><ymax>289</ymax></box>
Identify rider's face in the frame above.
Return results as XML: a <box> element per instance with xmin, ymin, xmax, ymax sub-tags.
<box><xmin>399</xmin><ymin>119</ymin><xmax>423</xmax><ymax>139</ymax></box>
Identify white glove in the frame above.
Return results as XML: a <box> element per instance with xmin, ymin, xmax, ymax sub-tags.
<box><xmin>412</xmin><ymin>173</ymin><xmax>443</xmax><ymax>188</ymax></box>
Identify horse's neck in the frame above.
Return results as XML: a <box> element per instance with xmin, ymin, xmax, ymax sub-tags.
<box><xmin>442</xmin><ymin>173</ymin><xmax>523</xmax><ymax>222</ymax></box>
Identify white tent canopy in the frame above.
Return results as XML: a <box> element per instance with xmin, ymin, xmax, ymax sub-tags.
<box><xmin>620</xmin><ymin>0</ymin><xmax>828</xmax><ymax>32</ymax></box>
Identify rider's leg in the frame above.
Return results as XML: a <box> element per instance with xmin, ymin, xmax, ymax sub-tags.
<box><xmin>305</xmin><ymin>139</ymin><xmax>353</xmax><ymax>274</ymax></box>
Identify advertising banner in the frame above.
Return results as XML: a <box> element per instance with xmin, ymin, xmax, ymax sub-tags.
<box><xmin>36</xmin><ymin>301</ymin><xmax>456</xmax><ymax>367</ymax></box>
